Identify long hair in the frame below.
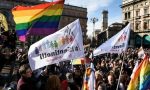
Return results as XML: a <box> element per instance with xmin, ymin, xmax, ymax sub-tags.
<box><xmin>46</xmin><ymin>75</ymin><xmax>61</xmax><ymax>90</ymax></box>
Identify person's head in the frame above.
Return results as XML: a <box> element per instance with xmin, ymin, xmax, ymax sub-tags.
<box><xmin>95</xmin><ymin>71</ymin><xmax>103</xmax><ymax>81</ymax></box>
<box><xmin>66</xmin><ymin>73</ymin><xmax>74</xmax><ymax>83</ymax></box>
<box><xmin>97</xmin><ymin>82</ymin><xmax>105</xmax><ymax>90</ymax></box>
<box><xmin>46</xmin><ymin>75</ymin><xmax>61</xmax><ymax>90</ymax></box>
<box><xmin>74</xmin><ymin>69</ymin><xmax>81</xmax><ymax>76</ymax></box>
<box><xmin>113</xmin><ymin>60</ymin><xmax>119</xmax><ymax>67</ymax></box>
<box><xmin>120</xmin><ymin>75</ymin><xmax>126</xmax><ymax>84</ymax></box>
<box><xmin>107</xmin><ymin>74</ymin><xmax>115</xmax><ymax>85</ymax></box>
<box><xmin>19</xmin><ymin>64</ymin><xmax>32</xmax><ymax>78</ymax></box>
<box><xmin>101</xmin><ymin>60</ymin><xmax>106</xmax><ymax>67</ymax></box>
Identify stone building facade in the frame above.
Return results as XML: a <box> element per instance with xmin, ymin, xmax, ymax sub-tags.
<box><xmin>122</xmin><ymin>0</ymin><xmax>150</xmax><ymax>47</ymax></box>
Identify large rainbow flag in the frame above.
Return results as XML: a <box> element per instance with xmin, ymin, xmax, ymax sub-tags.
<box><xmin>127</xmin><ymin>56</ymin><xmax>150</xmax><ymax>90</ymax></box>
<box><xmin>12</xmin><ymin>0</ymin><xmax>64</xmax><ymax>42</ymax></box>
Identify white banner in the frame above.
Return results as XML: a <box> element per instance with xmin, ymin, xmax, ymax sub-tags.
<box><xmin>93</xmin><ymin>23</ymin><xmax>130</xmax><ymax>56</ymax></box>
<box><xmin>28</xmin><ymin>19</ymin><xmax>85</xmax><ymax>70</ymax></box>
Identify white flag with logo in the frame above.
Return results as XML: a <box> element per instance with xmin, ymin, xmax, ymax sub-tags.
<box><xmin>93</xmin><ymin>23</ymin><xmax>130</xmax><ymax>56</ymax></box>
<box><xmin>28</xmin><ymin>19</ymin><xmax>85</xmax><ymax>70</ymax></box>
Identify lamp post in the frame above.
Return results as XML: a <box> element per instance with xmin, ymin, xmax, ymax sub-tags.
<box><xmin>90</xmin><ymin>17</ymin><xmax>98</xmax><ymax>47</ymax></box>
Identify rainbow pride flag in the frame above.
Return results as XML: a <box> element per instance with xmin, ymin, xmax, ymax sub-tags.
<box><xmin>12</xmin><ymin>0</ymin><xmax>64</xmax><ymax>42</ymax></box>
<box><xmin>127</xmin><ymin>56</ymin><xmax>150</xmax><ymax>90</ymax></box>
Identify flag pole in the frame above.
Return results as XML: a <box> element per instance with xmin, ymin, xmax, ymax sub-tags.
<box><xmin>116</xmin><ymin>52</ymin><xmax>125</xmax><ymax>90</ymax></box>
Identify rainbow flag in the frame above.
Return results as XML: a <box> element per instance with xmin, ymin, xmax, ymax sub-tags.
<box><xmin>82</xmin><ymin>63</ymin><xmax>95</xmax><ymax>90</ymax></box>
<box><xmin>12</xmin><ymin>0</ymin><xmax>64</xmax><ymax>42</ymax></box>
<box><xmin>139</xmin><ymin>56</ymin><xmax>150</xmax><ymax>90</ymax></box>
<box><xmin>127</xmin><ymin>56</ymin><xmax>150</xmax><ymax>90</ymax></box>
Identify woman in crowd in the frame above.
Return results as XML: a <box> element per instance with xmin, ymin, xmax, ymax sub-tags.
<box><xmin>45</xmin><ymin>75</ymin><xmax>61</xmax><ymax>90</ymax></box>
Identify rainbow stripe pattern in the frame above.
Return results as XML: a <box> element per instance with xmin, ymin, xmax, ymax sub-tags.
<box><xmin>127</xmin><ymin>56</ymin><xmax>150</xmax><ymax>90</ymax></box>
<box><xmin>83</xmin><ymin>63</ymin><xmax>95</xmax><ymax>90</ymax></box>
<box><xmin>12</xmin><ymin>0</ymin><xmax>64</xmax><ymax>41</ymax></box>
<box><xmin>139</xmin><ymin>56</ymin><xmax>150</xmax><ymax>90</ymax></box>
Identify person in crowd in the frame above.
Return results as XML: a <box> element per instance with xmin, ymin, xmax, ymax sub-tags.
<box><xmin>118</xmin><ymin>75</ymin><xmax>126</xmax><ymax>90</ymax></box>
<box><xmin>32</xmin><ymin>66</ymin><xmax>49</xmax><ymax>90</ymax></box>
<box><xmin>127</xmin><ymin>59</ymin><xmax>134</xmax><ymax>76</ymax></box>
<box><xmin>95</xmin><ymin>70</ymin><xmax>106</xmax><ymax>90</ymax></box>
<box><xmin>97</xmin><ymin>82</ymin><xmax>106</xmax><ymax>90</ymax></box>
<box><xmin>73</xmin><ymin>68</ymin><xmax>83</xmax><ymax>89</ymax></box>
<box><xmin>60</xmin><ymin>74</ymin><xmax>68</xmax><ymax>90</ymax></box>
<box><xmin>112</xmin><ymin>60</ymin><xmax>120</xmax><ymax>78</ymax></box>
<box><xmin>66</xmin><ymin>72</ymin><xmax>79</xmax><ymax>90</ymax></box>
<box><xmin>106</xmin><ymin>72</ymin><xmax>117</xmax><ymax>90</ymax></box>
<box><xmin>45</xmin><ymin>75</ymin><xmax>61</xmax><ymax>90</ymax></box>
<box><xmin>100</xmin><ymin>59</ymin><xmax>109</xmax><ymax>75</ymax></box>
<box><xmin>17</xmin><ymin>64</ymin><xmax>36</xmax><ymax>90</ymax></box>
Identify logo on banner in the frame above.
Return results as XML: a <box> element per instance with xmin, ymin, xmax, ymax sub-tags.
<box><xmin>118</xmin><ymin>31</ymin><xmax>127</xmax><ymax>42</ymax></box>
<box><xmin>34</xmin><ymin>26</ymin><xmax>81</xmax><ymax>60</ymax></box>
<box><xmin>112</xmin><ymin>31</ymin><xmax>128</xmax><ymax>50</ymax></box>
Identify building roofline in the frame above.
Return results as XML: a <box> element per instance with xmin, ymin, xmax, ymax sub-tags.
<box><xmin>121</xmin><ymin>0</ymin><xmax>146</xmax><ymax>8</ymax></box>
<box><xmin>64</xmin><ymin>4</ymin><xmax>87</xmax><ymax>10</ymax></box>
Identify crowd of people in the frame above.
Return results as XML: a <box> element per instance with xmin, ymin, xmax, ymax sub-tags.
<box><xmin>0</xmin><ymin>30</ymin><xmax>150</xmax><ymax>90</ymax></box>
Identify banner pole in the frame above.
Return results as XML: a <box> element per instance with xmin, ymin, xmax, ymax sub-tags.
<box><xmin>116</xmin><ymin>52</ymin><xmax>125</xmax><ymax>90</ymax></box>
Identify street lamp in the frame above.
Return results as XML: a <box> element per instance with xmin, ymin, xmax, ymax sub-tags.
<box><xmin>90</xmin><ymin>17</ymin><xmax>98</xmax><ymax>46</ymax></box>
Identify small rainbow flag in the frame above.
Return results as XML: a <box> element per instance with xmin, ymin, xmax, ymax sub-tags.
<box><xmin>127</xmin><ymin>56</ymin><xmax>150</xmax><ymax>90</ymax></box>
<box><xmin>12</xmin><ymin>0</ymin><xmax>64</xmax><ymax>42</ymax></box>
<box><xmin>82</xmin><ymin>63</ymin><xmax>95</xmax><ymax>90</ymax></box>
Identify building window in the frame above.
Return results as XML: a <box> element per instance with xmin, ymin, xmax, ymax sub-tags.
<box><xmin>136</xmin><ymin>10</ymin><xmax>140</xmax><ymax>16</ymax></box>
<box><xmin>144</xmin><ymin>7</ymin><xmax>149</xmax><ymax>15</ymax></box>
<box><xmin>128</xmin><ymin>12</ymin><xmax>131</xmax><ymax>19</ymax></box>
<box><xmin>125</xmin><ymin>13</ymin><xmax>127</xmax><ymax>20</ymax></box>
<box><xmin>135</xmin><ymin>21</ymin><xmax>141</xmax><ymax>30</ymax></box>
<box><xmin>143</xmin><ymin>21</ymin><xmax>148</xmax><ymax>30</ymax></box>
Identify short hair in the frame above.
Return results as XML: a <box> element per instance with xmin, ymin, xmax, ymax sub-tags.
<box><xmin>19</xmin><ymin>64</ymin><xmax>30</xmax><ymax>75</ymax></box>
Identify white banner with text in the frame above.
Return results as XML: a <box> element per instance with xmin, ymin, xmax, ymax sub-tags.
<box><xmin>28</xmin><ymin>19</ymin><xmax>85</xmax><ymax>70</ymax></box>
